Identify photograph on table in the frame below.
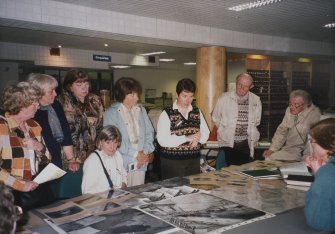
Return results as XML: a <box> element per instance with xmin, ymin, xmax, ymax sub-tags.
<box><xmin>138</xmin><ymin>192</ymin><xmax>274</xmax><ymax>233</ymax></box>
<box><xmin>57</xmin><ymin>208</ymin><xmax>182</xmax><ymax>234</ymax></box>
<box><xmin>38</xmin><ymin>202</ymin><xmax>91</xmax><ymax>224</ymax></box>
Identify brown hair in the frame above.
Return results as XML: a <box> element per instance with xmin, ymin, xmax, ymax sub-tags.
<box><xmin>114</xmin><ymin>77</ymin><xmax>140</xmax><ymax>102</ymax></box>
<box><xmin>2</xmin><ymin>82</ymin><xmax>43</xmax><ymax>115</ymax></box>
<box><xmin>310</xmin><ymin>118</ymin><xmax>335</xmax><ymax>155</ymax></box>
<box><xmin>96</xmin><ymin>125</ymin><xmax>122</xmax><ymax>149</ymax></box>
<box><xmin>63</xmin><ymin>69</ymin><xmax>89</xmax><ymax>93</ymax></box>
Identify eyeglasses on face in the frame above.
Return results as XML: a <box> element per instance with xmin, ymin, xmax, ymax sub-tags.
<box><xmin>288</xmin><ymin>102</ymin><xmax>304</xmax><ymax>109</ymax></box>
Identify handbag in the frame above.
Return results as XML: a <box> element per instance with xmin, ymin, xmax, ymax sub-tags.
<box><xmin>13</xmin><ymin>181</ymin><xmax>55</xmax><ymax>212</ymax></box>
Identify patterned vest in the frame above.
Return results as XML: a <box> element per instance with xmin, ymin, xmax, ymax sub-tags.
<box><xmin>160</xmin><ymin>106</ymin><xmax>201</xmax><ymax>160</ymax></box>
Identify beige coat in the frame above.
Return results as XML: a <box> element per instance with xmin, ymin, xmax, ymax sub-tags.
<box><xmin>268</xmin><ymin>104</ymin><xmax>321</xmax><ymax>161</ymax></box>
<box><xmin>212</xmin><ymin>91</ymin><xmax>262</xmax><ymax>157</ymax></box>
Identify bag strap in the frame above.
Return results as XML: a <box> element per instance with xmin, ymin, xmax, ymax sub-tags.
<box><xmin>94</xmin><ymin>150</ymin><xmax>113</xmax><ymax>188</ymax></box>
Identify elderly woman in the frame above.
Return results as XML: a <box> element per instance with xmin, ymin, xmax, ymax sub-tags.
<box><xmin>27</xmin><ymin>73</ymin><xmax>79</xmax><ymax>172</ymax></box>
<box><xmin>104</xmin><ymin>77</ymin><xmax>155</xmax><ymax>186</ymax></box>
<box><xmin>304</xmin><ymin>118</ymin><xmax>335</xmax><ymax>232</ymax></box>
<box><xmin>58</xmin><ymin>69</ymin><xmax>104</xmax><ymax>164</ymax></box>
<box><xmin>157</xmin><ymin>78</ymin><xmax>210</xmax><ymax>179</ymax></box>
<box><xmin>0</xmin><ymin>82</ymin><xmax>52</xmax><ymax>210</ymax></box>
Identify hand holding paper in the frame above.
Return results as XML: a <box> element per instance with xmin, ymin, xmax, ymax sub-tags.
<box><xmin>33</xmin><ymin>163</ymin><xmax>66</xmax><ymax>184</ymax></box>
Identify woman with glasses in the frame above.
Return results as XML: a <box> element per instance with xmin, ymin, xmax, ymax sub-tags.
<box><xmin>58</xmin><ymin>69</ymin><xmax>104</xmax><ymax>197</ymax></box>
<box><xmin>0</xmin><ymin>82</ymin><xmax>53</xmax><ymax>210</ymax></box>
<box><xmin>304</xmin><ymin>118</ymin><xmax>335</xmax><ymax>232</ymax></box>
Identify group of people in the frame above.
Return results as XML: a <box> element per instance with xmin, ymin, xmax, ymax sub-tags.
<box><xmin>0</xmin><ymin>71</ymin><xmax>208</xmax><ymax>211</ymax></box>
<box><xmin>212</xmin><ymin>72</ymin><xmax>334</xmax><ymax>231</ymax></box>
<box><xmin>0</xmin><ymin>70</ymin><xmax>333</xmax><ymax>232</ymax></box>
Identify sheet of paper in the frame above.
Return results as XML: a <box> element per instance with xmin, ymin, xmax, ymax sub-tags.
<box><xmin>33</xmin><ymin>163</ymin><xmax>66</xmax><ymax>184</ymax></box>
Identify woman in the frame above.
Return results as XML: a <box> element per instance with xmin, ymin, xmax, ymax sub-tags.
<box><xmin>27</xmin><ymin>73</ymin><xmax>79</xmax><ymax>172</ymax></box>
<box><xmin>58</xmin><ymin>69</ymin><xmax>104</xmax><ymax>163</ymax></box>
<box><xmin>104</xmin><ymin>77</ymin><xmax>154</xmax><ymax>186</ymax></box>
<box><xmin>82</xmin><ymin>125</ymin><xmax>127</xmax><ymax>194</ymax></box>
<box><xmin>0</xmin><ymin>82</ymin><xmax>52</xmax><ymax>210</ymax></box>
<box><xmin>157</xmin><ymin>78</ymin><xmax>210</xmax><ymax>179</ymax></box>
<box><xmin>304</xmin><ymin>118</ymin><xmax>335</xmax><ymax>232</ymax></box>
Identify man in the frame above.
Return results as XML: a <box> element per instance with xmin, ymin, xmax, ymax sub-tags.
<box><xmin>212</xmin><ymin>73</ymin><xmax>262</xmax><ymax>166</ymax></box>
<box><xmin>263</xmin><ymin>90</ymin><xmax>321</xmax><ymax>161</ymax></box>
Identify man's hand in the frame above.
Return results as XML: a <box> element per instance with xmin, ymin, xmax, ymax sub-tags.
<box><xmin>262</xmin><ymin>150</ymin><xmax>274</xmax><ymax>158</ymax></box>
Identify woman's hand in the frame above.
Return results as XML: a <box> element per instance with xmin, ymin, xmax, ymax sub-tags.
<box><xmin>186</xmin><ymin>132</ymin><xmax>201</xmax><ymax>147</ymax></box>
<box><xmin>304</xmin><ymin>155</ymin><xmax>327</xmax><ymax>174</ymax></box>
<box><xmin>67</xmin><ymin>161</ymin><xmax>80</xmax><ymax>172</ymax></box>
<box><xmin>23</xmin><ymin>138</ymin><xmax>44</xmax><ymax>152</ymax></box>
<box><xmin>22</xmin><ymin>181</ymin><xmax>39</xmax><ymax>192</ymax></box>
<box><xmin>136</xmin><ymin>151</ymin><xmax>155</xmax><ymax>168</ymax></box>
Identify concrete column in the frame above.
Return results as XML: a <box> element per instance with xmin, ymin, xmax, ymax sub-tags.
<box><xmin>196</xmin><ymin>47</ymin><xmax>226</xmax><ymax>131</ymax></box>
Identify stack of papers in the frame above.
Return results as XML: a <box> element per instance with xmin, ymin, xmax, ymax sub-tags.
<box><xmin>279</xmin><ymin>162</ymin><xmax>314</xmax><ymax>190</ymax></box>
<box><xmin>279</xmin><ymin>162</ymin><xmax>312</xmax><ymax>179</ymax></box>
<box><xmin>239</xmin><ymin>168</ymin><xmax>281</xmax><ymax>180</ymax></box>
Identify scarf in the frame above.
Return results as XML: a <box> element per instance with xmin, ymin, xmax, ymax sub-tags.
<box><xmin>40</xmin><ymin>105</ymin><xmax>64</xmax><ymax>143</ymax></box>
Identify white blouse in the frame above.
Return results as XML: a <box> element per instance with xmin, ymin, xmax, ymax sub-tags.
<box><xmin>82</xmin><ymin>150</ymin><xmax>127</xmax><ymax>194</ymax></box>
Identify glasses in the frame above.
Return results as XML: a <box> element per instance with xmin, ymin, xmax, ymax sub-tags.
<box><xmin>289</xmin><ymin>102</ymin><xmax>304</xmax><ymax>109</ymax></box>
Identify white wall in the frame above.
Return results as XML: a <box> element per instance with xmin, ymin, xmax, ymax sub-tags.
<box><xmin>114</xmin><ymin>68</ymin><xmax>195</xmax><ymax>101</ymax></box>
<box><xmin>227</xmin><ymin>60</ymin><xmax>246</xmax><ymax>91</ymax></box>
<box><xmin>0</xmin><ymin>62</ymin><xmax>19</xmax><ymax>95</ymax></box>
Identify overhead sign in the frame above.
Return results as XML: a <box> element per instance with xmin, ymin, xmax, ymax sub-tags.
<box><xmin>93</xmin><ymin>54</ymin><xmax>111</xmax><ymax>62</ymax></box>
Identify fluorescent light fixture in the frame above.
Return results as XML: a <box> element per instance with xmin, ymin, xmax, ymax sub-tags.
<box><xmin>323</xmin><ymin>23</ymin><xmax>335</xmax><ymax>28</ymax></box>
<box><xmin>184</xmin><ymin>62</ymin><xmax>196</xmax><ymax>66</ymax></box>
<box><xmin>228</xmin><ymin>0</ymin><xmax>284</xmax><ymax>11</ymax></box>
<box><xmin>140</xmin><ymin>51</ymin><xmax>166</xmax><ymax>56</ymax></box>
<box><xmin>111</xmin><ymin>65</ymin><xmax>130</xmax><ymax>69</ymax></box>
<box><xmin>159</xmin><ymin>58</ymin><xmax>176</xmax><ymax>62</ymax></box>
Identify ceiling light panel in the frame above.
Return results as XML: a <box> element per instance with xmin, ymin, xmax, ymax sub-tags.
<box><xmin>228</xmin><ymin>0</ymin><xmax>284</xmax><ymax>11</ymax></box>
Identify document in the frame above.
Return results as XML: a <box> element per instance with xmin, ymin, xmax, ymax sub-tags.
<box><xmin>279</xmin><ymin>162</ymin><xmax>312</xmax><ymax>179</ymax></box>
<box><xmin>33</xmin><ymin>163</ymin><xmax>66</xmax><ymax>184</ymax></box>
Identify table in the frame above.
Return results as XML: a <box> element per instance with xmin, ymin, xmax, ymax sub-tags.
<box><xmin>21</xmin><ymin>160</ymin><xmax>327</xmax><ymax>234</ymax></box>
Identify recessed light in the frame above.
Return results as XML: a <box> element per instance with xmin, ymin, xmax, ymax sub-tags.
<box><xmin>297</xmin><ymin>58</ymin><xmax>311</xmax><ymax>63</ymax></box>
<box><xmin>323</xmin><ymin>23</ymin><xmax>335</xmax><ymax>28</ymax></box>
<box><xmin>140</xmin><ymin>51</ymin><xmax>166</xmax><ymax>56</ymax></box>
<box><xmin>104</xmin><ymin>43</ymin><xmax>109</xmax><ymax>47</ymax></box>
<box><xmin>184</xmin><ymin>62</ymin><xmax>196</xmax><ymax>66</ymax></box>
<box><xmin>159</xmin><ymin>58</ymin><xmax>176</xmax><ymax>62</ymax></box>
<box><xmin>57</xmin><ymin>45</ymin><xmax>62</xmax><ymax>48</ymax></box>
<box><xmin>228</xmin><ymin>0</ymin><xmax>284</xmax><ymax>11</ymax></box>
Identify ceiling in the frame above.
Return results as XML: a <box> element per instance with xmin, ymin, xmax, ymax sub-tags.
<box><xmin>0</xmin><ymin>0</ymin><xmax>334</xmax><ymax>66</ymax></box>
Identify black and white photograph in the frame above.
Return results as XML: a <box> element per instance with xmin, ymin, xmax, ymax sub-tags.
<box><xmin>58</xmin><ymin>208</ymin><xmax>181</xmax><ymax>234</ymax></box>
<box><xmin>139</xmin><ymin>192</ymin><xmax>273</xmax><ymax>233</ymax></box>
<box><xmin>38</xmin><ymin>202</ymin><xmax>91</xmax><ymax>224</ymax></box>
<box><xmin>86</xmin><ymin>200</ymin><xmax>126</xmax><ymax>215</ymax></box>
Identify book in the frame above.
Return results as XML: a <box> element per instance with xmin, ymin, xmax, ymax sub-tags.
<box><xmin>239</xmin><ymin>168</ymin><xmax>281</xmax><ymax>180</ymax></box>
<box><xmin>279</xmin><ymin>162</ymin><xmax>312</xmax><ymax>179</ymax></box>
<box><xmin>285</xmin><ymin>174</ymin><xmax>314</xmax><ymax>187</ymax></box>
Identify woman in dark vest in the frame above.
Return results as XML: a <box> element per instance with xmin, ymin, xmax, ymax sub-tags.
<box><xmin>157</xmin><ymin>78</ymin><xmax>210</xmax><ymax>179</ymax></box>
